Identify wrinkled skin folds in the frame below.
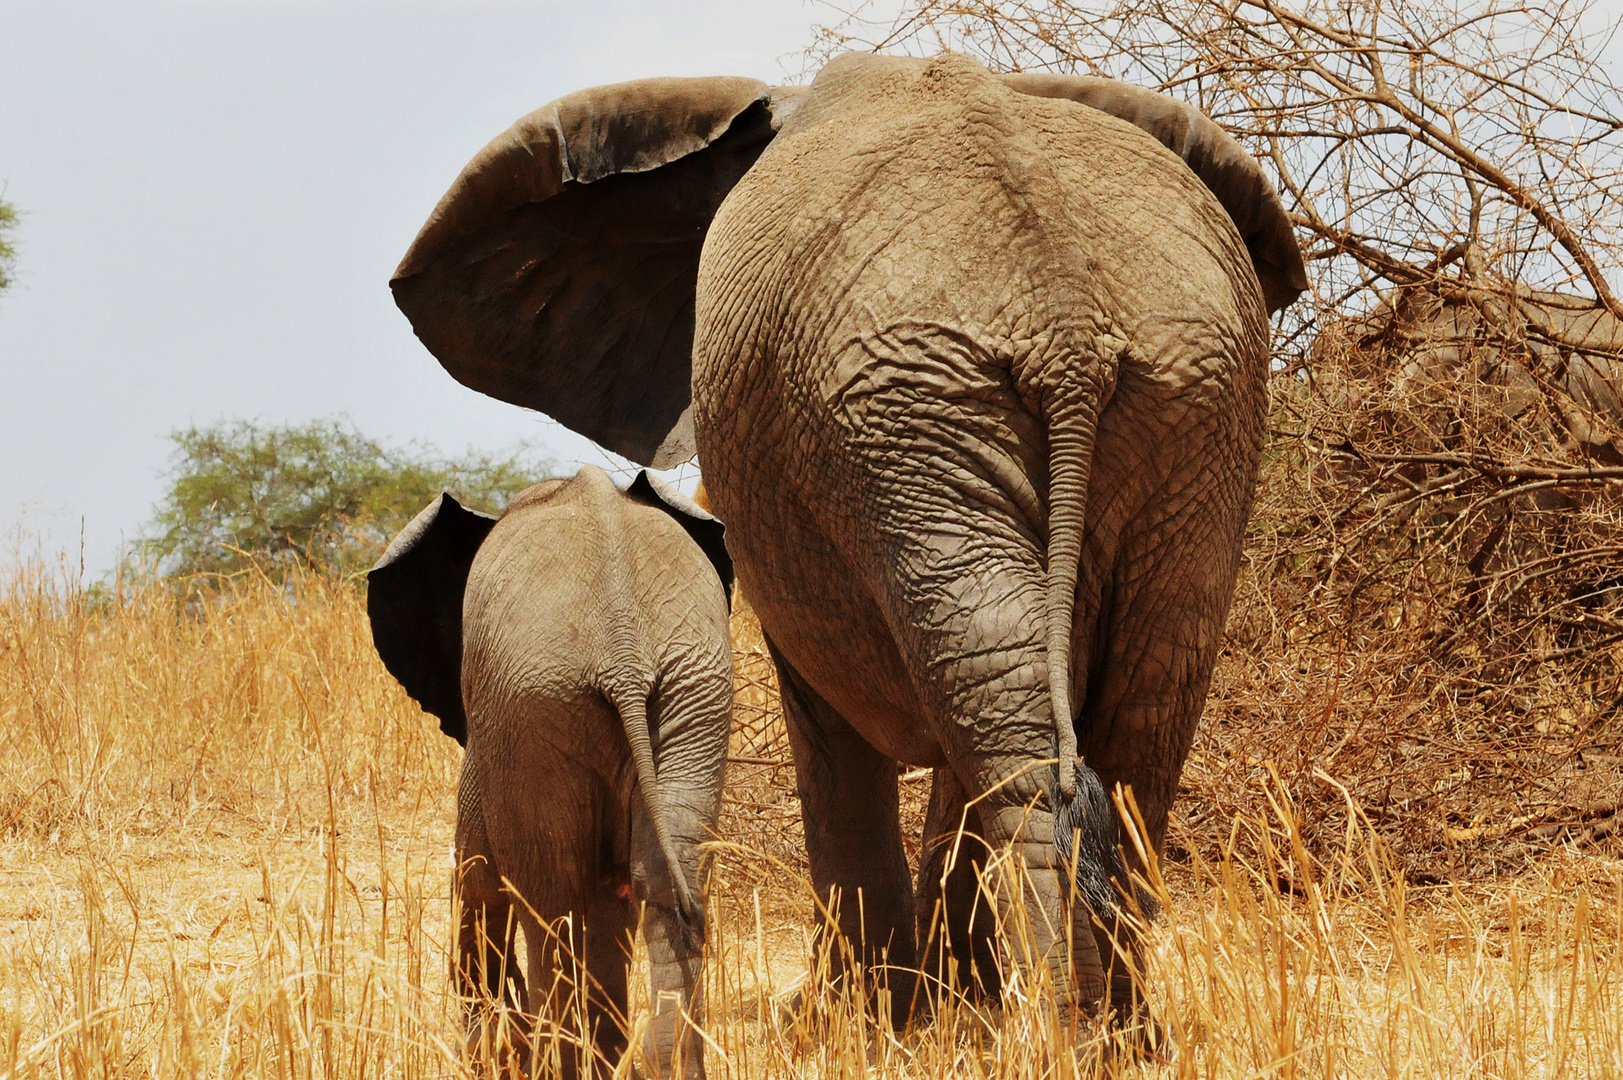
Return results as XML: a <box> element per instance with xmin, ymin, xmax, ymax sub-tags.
<box><xmin>389</xmin><ymin>51</ymin><xmax>1300</xmax><ymax>1035</ymax></box>
<box><xmin>693</xmin><ymin>55</ymin><xmax>1270</xmax><ymax>1022</ymax></box>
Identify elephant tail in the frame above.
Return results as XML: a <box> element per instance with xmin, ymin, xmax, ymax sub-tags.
<box><xmin>586</xmin><ymin>468</ymin><xmax>706</xmax><ymax>949</ymax></box>
<box><xmin>607</xmin><ymin>677</ymin><xmax>706</xmax><ymax>950</ymax></box>
<box><xmin>1043</xmin><ymin>347</ymin><xmax>1119</xmax><ymax>805</ymax></box>
<box><xmin>1046</xmin><ymin>430</ymin><xmax>1086</xmax><ymax>804</ymax></box>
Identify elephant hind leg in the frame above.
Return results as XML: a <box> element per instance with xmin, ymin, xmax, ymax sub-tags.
<box><xmin>479</xmin><ymin>755</ymin><xmax>615</xmax><ymax>1080</ymax></box>
<box><xmin>454</xmin><ymin>775</ymin><xmax>530</xmax><ymax>1064</ymax></box>
<box><xmin>769</xmin><ymin>639</ymin><xmax>920</xmax><ymax>1026</ymax></box>
<box><xmin>916</xmin><ymin>767</ymin><xmax>1001</xmax><ymax>1007</ymax></box>
<box><xmin>582</xmin><ymin>882</ymin><xmax>635</xmax><ymax>1076</ymax></box>
<box><xmin>511</xmin><ymin>879</ymin><xmax>628</xmax><ymax>1080</ymax></box>
<box><xmin>1071</xmin><ymin>420</ymin><xmax>1255</xmax><ymax>1043</ymax></box>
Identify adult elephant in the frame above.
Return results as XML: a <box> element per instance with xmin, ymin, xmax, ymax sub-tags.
<box><xmin>391</xmin><ymin>53</ymin><xmax>1307</xmax><ymax>1025</ymax></box>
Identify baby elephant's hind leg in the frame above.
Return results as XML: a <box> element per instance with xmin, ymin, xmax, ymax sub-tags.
<box><xmin>454</xmin><ymin>771</ymin><xmax>529</xmax><ymax>1062</ymax></box>
<box><xmin>583</xmin><ymin>883</ymin><xmax>636</xmax><ymax>1075</ymax></box>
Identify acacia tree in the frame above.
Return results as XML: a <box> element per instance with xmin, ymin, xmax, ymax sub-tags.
<box><xmin>143</xmin><ymin>418</ymin><xmax>551</xmax><ymax>583</ymax></box>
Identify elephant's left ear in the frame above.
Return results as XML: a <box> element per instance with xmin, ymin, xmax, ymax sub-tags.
<box><xmin>367</xmin><ymin>494</ymin><xmax>499</xmax><ymax>745</ymax></box>
<box><xmin>1003</xmin><ymin>74</ymin><xmax>1309</xmax><ymax>315</ymax></box>
<box><xmin>627</xmin><ymin>471</ymin><xmax>734</xmax><ymax>607</ymax></box>
<box><xmin>392</xmin><ymin>77</ymin><xmax>796</xmax><ymax>468</ymax></box>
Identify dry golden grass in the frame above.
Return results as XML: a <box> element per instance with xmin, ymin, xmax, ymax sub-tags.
<box><xmin>0</xmin><ymin>553</ymin><xmax>1619</xmax><ymax>1078</ymax></box>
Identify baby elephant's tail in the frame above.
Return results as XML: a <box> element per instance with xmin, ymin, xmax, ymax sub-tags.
<box><xmin>608</xmin><ymin>684</ymin><xmax>706</xmax><ymax>950</ymax></box>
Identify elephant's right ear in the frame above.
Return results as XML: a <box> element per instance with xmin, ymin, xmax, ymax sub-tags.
<box><xmin>367</xmin><ymin>493</ymin><xmax>498</xmax><ymax>745</ymax></box>
<box><xmin>626</xmin><ymin>471</ymin><xmax>734</xmax><ymax>607</ymax></box>
<box><xmin>392</xmin><ymin>78</ymin><xmax>791</xmax><ymax>468</ymax></box>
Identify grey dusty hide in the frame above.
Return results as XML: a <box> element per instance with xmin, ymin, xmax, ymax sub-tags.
<box><xmin>365</xmin><ymin>474</ymin><xmax>732</xmax><ymax>744</ymax></box>
<box><xmin>389</xmin><ymin>66</ymin><xmax>1306</xmax><ymax>468</ymax></box>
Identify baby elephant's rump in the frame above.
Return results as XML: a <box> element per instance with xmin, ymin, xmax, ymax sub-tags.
<box><xmin>368</xmin><ymin>466</ymin><xmax>734</xmax><ymax>1079</ymax></box>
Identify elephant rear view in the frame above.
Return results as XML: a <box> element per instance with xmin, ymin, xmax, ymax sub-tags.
<box><xmin>389</xmin><ymin>51</ymin><xmax>1306</xmax><ymax>1035</ymax></box>
<box><xmin>367</xmin><ymin>467</ymin><xmax>734</xmax><ymax>1079</ymax></box>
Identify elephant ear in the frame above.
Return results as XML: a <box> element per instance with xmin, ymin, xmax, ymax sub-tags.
<box><xmin>367</xmin><ymin>493</ymin><xmax>498</xmax><ymax>745</ymax></box>
<box><xmin>392</xmin><ymin>77</ymin><xmax>788</xmax><ymax>468</ymax></box>
<box><xmin>626</xmin><ymin>471</ymin><xmax>734</xmax><ymax>607</ymax></box>
<box><xmin>1003</xmin><ymin>74</ymin><xmax>1309</xmax><ymax>314</ymax></box>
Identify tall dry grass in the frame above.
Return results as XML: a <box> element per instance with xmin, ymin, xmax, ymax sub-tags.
<box><xmin>0</xmin><ymin>555</ymin><xmax>462</xmax><ymax>1077</ymax></box>
<box><xmin>0</xmin><ymin>555</ymin><xmax>1619</xmax><ymax>1078</ymax></box>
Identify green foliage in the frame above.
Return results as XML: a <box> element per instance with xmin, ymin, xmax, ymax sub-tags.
<box><xmin>0</xmin><ymin>198</ymin><xmax>18</xmax><ymax>293</ymax></box>
<box><xmin>142</xmin><ymin>418</ymin><xmax>551</xmax><ymax>582</ymax></box>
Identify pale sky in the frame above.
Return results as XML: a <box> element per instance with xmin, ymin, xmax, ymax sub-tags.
<box><xmin>0</xmin><ymin>0</ymin><xmax>833</xmax><ymax>574</ymax></box>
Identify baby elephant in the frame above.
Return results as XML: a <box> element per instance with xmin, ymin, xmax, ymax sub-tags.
<box><xmin>367</xmin><ymin>467</ymin><xmax>734</xmax><ymax>1079</ymax></box>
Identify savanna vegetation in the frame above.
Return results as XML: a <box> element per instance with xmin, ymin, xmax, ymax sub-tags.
<box><xmin>139</xmin><ymin>419</ymin><xmax>551</xmax><ymax>583</ymax></box>
<box><xmin>0</xmin><ymin>556</ymin><xmax>1616</xmax><ymax>1078</ymax></box>
<box><xmin>2</xmin><ymin>0</ymin><xmax>1622</xmax><ymax>1076</ymax></box>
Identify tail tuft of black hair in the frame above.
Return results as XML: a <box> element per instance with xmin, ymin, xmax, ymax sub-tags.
<box><xmin>1051</xmin><ymin>761</ymin><xmax>1129</xmax><ymax>915</ymax></box>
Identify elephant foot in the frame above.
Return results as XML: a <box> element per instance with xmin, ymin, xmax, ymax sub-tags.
<box><xmin>462</xmin><ymin>1004</ymin><xmax>536</xmax><ymax>1079</ymax></box>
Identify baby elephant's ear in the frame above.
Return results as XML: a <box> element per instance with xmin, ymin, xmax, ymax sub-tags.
<box><xmin>367</xmin><ymin>494</ymin><xmax>498</xmax><ymax>745</ymax></box>
<box><xmin>627</xmin><ymin>472</ymin><xmax>734</xmax><ymax>606</ymax></box>
<box><xmin>392</xmin><ymin>78</ymin><xmax>779</xmax><ymax>468</ymax></box>
<box><xmin>1003</xmin><ymin>74</ymin><xmax>1309</xmax><ymax>315</ymax></box>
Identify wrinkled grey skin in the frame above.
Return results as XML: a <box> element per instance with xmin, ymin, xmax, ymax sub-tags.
<box><xmin>696</xmin><ymin>54</ymin><xmax>1277</xmax><ymax>1019</ymax></box>
<box><xmin>389</xmin><ymin>52</ymin><xmax>1305</xmax><ymax>1029</ymax></box>
<box><xmin>369</xmin><ymin>468</ymin><xmax>732</xmax><ymax>1078</ymax></box>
